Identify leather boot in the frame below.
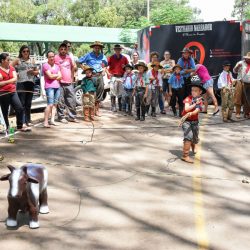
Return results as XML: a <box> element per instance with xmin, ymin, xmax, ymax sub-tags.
<box><xmin>181</xmin><ymin>140</ymin><xmax>194</xmax><ymax>163</ymax></box>
<box><xmin>228</xmin><ymin>109</ymin><xmax>234</xmax><ymax>122</ymax></box>
<box><xmin>84</xmin><ymin>108</ymin><xmax>90</xmax><ymax>122</ymax></box>
<box><xmin>145</xmin><ymin>105</ymin><xmax>150</xmax><ymax>117</ymax></box>
<box><xmin>118</xmin><ymin>97</ymin><xmax>122</xmax><ymax>111</ymax></box>
<box><xmin>135</xmin><ymin>107</ymin><xmax>140</xmax><ymax>120</ymax></box>
<box><xmin>172</xmin><ymin>106</ymin><xmax>177</xmax><ymax>116</ymax></box>
<box><xmin>141</xmin><ymin>105</ymin><xmax>146</xmax><ymax>121</ymax></box>
<box><xmin>111</xmin><ymin>96</ymin><xmax>117</xmax><ymax>112</ymax></box>
<box><xmin>191</xmin><ymin>143</ymin><xmax>197</xmax><ymax>155</ymax></box>
<box><xmin>95</xmin><ymin>102</ymin><xmax>101</xmax><ymax>117</ymax></box>
<box><xmin>222</xmin><ymin>110</ymin><xmax>228</xmax><ymax>122</ymax></box>
<box><xmin>90</xmin><ymin>107</ymin><xmax>95</xmax><ymax>121</ymax></box>
<box><xmin>151</xmin><ymin>107</ymin><xmax>156</xmax><ymax>117</ymax></box>
<box><xmin>235</xmin><ymin>105</ymin><xmax>241</xmax><ymax>119</ymax></box>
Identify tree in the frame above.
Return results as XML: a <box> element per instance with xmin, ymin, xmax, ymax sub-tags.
<box><xmin>232</xmin><ymin>0</ymin><xmax>250</xmax><ymax>21</ymax></box>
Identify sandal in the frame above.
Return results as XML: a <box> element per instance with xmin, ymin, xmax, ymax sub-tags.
<box><xmin>213</xmin><ymin>109</ymin><xmax>220</xmax><ymax>116</ymax></box>
<box><xmin>49</xmin><ymin>122</ymin><xmax>59</xmax><ymax>126</ymax></box>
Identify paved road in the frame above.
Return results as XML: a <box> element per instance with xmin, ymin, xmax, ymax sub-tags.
<box><xmin>0</xmin><ymin>104</ymin><xmax>249</xmax><ymax>250</ymax></box>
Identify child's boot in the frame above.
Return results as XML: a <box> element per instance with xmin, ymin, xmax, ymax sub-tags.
<box><xmin>135</xmin><ymin>107</ymin><xmax>140</xmax><ymax>120</ymax></box>
<box><xmin>90</xmin><ymin>107</ymin><xmax>95</xmax><ymax>121</ymax></box>
<box><xmin>181</xmin><ymin>140</ymin><xmax>194</xmax><ymax>163</ymax></box>
<box><xmin>151</xmin><ymin>107</ymin><xmax>156</xmax><ymax>117</ymax></box>
<box><xmin>228</xmin><ymin>109</ymin><xmax>234</xmax><ymax>122</ymax></box>
<box><xmin>140</xmin><ymin>106</ymin><xmax>146</xmax><ymax>121</ymax></box>
<box><xmin>145</xmin><ymin>105</ymin><xmax>150</xmax><ymax>117</ymax></box>
<box><xmin>235</xmin><ymin>105</ymin><xmax>241</xmax><ymax>119</ymax></box>
<box><xmin>111</xmin><ymin>96</ymin><xmax>117</xmax><ymax>112</ymax></box>
<box><xmin>191</xmin><ymin>143</ymin><xmax>197</xmax><ymax>155</ymax></box>
<box><xmin>84</xmin><ymin>108</ymin><xmax>90</xmax><ymax>122</ymax></box>
<box><xmin>222</xmin><ymin>110</ymin><xmax>228</xmax><ymax>122</ymax></box>
<box><xmin>118</xmin><ymin>97</ymin><xmax>122</xmax><ymax>111</ymax></box>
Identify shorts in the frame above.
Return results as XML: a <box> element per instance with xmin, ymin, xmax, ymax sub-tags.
<box><xmin>182</xmin><ymin>120</ymin><xmax>199</xmax><ymax>144</ymax></box>
<box><xmin>45</xmin><ymin>88</ymin><xmax>60</xmax><ymax>105</ymax></box>
<box><xmin>203</xmin><ymin>79</ymin><xmax>213</xmax><ymax>90</ymax></box>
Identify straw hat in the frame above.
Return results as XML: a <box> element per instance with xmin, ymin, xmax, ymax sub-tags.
<box><xmin>151</xmin><ymin>61</ymin><xmax>163</xmax><ymax>69</ymax></box>
<box><xmin>243</xmin><ymin>52</ymin><xmax>250</xmax><ymax>59</ymax></box>
<box><xmin>172</xmin><ymin>64</ymin><xmax>183</xmax><ymax>71</ymax></box>
<box><xmin>134</xmin><ymin>61</ymin><xmax>148</xmax><ymax>71</ymax></box>
<box><xmin>83</xmin><ymin>65</ymin><xmax>94</xmax><ymax>73</ymax></box>
<box><xmin>181</xmin><ymin>47</ymin><xmax>193</xmax><ymax>54</ymax></box>
<box><xmin>90</xmin><ymin>41</ymin><xmax>104</xmax><ymax>48</ymax></box>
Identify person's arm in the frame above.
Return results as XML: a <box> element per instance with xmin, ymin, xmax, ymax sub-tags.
<box><xmin>102</xmin><ymin>55</ymin><xmax>108</xmax><ymax>76</ymax></box>
<box><xmin>11</xmin><ymin>58</ymin><xmax>19</xmax><ymax>68</ymax></box>
<box><xmin>185</xmin><ymin>104</ymin><xmax>200</xmax><ymax>116</ymax></box>
<box><xmin>184</xmin><ymin>98</ymin><xmax>202</xmax><ymax>112</ymax></box>
<box><xmin>233</xmin><ymin>61</ymin><xmax>242</xmax><ymax>74</ymax></box>
<box><xmin>0</xmin><ymin>71</ymin><xmax>17</xmax><ymax>87</ymax></box>
<box><xmin>56</xmin><ymin>71</ymin><xmax>62</xmax><ymax>81</ymax></box>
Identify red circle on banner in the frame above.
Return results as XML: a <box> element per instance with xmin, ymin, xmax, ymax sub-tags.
<box><xmin>185</xmin><ymin>41</ymin><xmax>205</xmax><ymax>64</ymax></box>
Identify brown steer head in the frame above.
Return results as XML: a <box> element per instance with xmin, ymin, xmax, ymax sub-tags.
<box><xmin>0</xmin><ymin>165</ymin><xmax>39</xmax><ymax>198</ymax></box>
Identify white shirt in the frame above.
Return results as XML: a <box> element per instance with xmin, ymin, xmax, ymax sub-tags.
<box><xmin>217</xmin><ymin>70</ymin><xmax>234</xmax><ymax>89</ymax></box>
<box><xmin>147</xmin><ymin>70</ymin><xmax>163</xmax><ymax>89</ymax></box>
<box><xmin>233</xmin><ymin>60</ymin><xmax>250</xmax><ymax>83</ymax></box>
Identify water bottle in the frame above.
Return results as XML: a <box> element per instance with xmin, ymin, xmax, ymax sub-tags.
<box><xmin>8</xmin><ymin>121</ymin><xmax>15</xmax><ymax>143</ymax></box>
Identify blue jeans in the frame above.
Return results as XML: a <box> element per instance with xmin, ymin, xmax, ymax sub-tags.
<box><xmin>45</xmin><ymin>88</ymin><xmax>60</xmax><ymax>105</ymax></box>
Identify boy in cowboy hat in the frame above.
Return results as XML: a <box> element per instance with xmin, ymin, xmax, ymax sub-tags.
<box><xmin>122</xmin><ymin>63</ymin><xmax>136</xmax><ymax>115</ymax></box>
<box><xmin>169</xmin><ymin>64</ymin><xmax>185</xmax><ymax>117</ymax></box>
<box><xmin>177</xmin><ymin>47</ymin><xmax>196</xmax><ymax>98</ymax></box>
<box><xmin>218</xmin><ymin>61</ymin><xmax>236</xmax><ymax>122</ymax></box>
<box><xmin>146</xmin><ymin>61</ymin><xmax>163</xmax><ymax>117</ymax></box>
<box><xmin>133</xmin><ymin>61</ymin><xmax>149</xmax><ymax>121</ymax></box>
<box><xmin>107</xmin><ymin>44</ymin><xmax>129</xmax><ymax>112</ymax></box>
<box><xmin>81</xmin><ymin>66</ymin><xmax>96</xmax><ymax>122</ymax></box>
<box><xmin>233</xmin><ymin>52</ymin><xmax>250</xmax><ymax>119</ymax></box>
<box><xmin>180</xmin><ymin>80</ymin><xmax>205</xmax><ymax>163</ymax></box>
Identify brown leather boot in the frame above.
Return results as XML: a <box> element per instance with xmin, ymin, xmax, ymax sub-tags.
<box><xmin>191</xmin><ymin>143</ymin><xmax>197</xmax><ymax>155</ymax></box>
<box><xmin>181</xmin><ymin>141</ymin><xmax>194</xmax><ymax>164</ymax></box>
<box><xmin>222</xmin><ymin>110</ymin><xmax>228</xmax><ymax>122</ymax></box>
<box><xmin>228</xmin><ymin>109</ymin><xmax>234</xmax><ymax>122</ymax></box>
<box><xmin>235</xmin><ymin>105</ymin><xmax>241</xmax><ymax>119</ymax></box>
<box><xmin>90</xmin><ymin>107</ymin><xmax>95</xmax><ymax>121</ymax></box>
<box><xmin>95</xmin><ymin>102</ymin><xmax>101</xmax><ymax>117</ymax></box>
<box><xmin>84</xmin><ymin>108</ymin><xmax>90</xmax><ymax>122</ymax></box>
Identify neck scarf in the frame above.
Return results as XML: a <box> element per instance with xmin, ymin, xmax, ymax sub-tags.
<box><xmin>138</xmin><ymin>73</ymin><xmax>144</xmax><ymax>87</ymax></box>
<box><xmin>182</xmin><ymin>57</ymin><xmax>191</xmax><ymax>68</ymax></box>
<box><xmin>246</xmin><ymin>61</ymin><xmax>250</xmax><ymax>74</ymax></box>
<box><xmin>151</xmin><ymin>69</ymin><xmax>159</xmax><ymax>85</ymax></box>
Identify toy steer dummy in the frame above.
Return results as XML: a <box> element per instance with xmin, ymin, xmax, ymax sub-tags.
<box><xmin>0</xmin><ymin>164</ymin><xmax>49</xmax><ymax>229</ymax></box>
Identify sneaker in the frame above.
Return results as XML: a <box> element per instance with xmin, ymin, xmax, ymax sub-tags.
<box><xmin>59</xmin><ymin>118</ymin><xmax>68</xmax><ymax>124</ymax></box>
<box><xmin>160</xmin><ymin>110</ymin><xmax>166</xmax><ymax>114</ymax></box>
<box><xmin>68</xmin><ymin>118</ymin><xmax>80</xmax><ymax>123</ymax></box>
<box><xmin>140</xmin><ymin>117</ymin><xmax>145</xmax><ymax>121</ymax></box>
<box><xmin>135</xmin><ymin>117</ymin><xmax>140</xmax><ymax>121</ymax></box>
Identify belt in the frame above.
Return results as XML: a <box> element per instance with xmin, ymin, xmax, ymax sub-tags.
<box><xmin>136</xmin><ymin>87</ymin><xmax>146</xmax><ymax>91</ymax></box>
<box><xmin>124</xmin><ymin>88</ymin><xmax>133</xmax><ymax>91</ymax></box>
<box><xmin>113</xmin><ymin>74</ymin><xmax>123</xmax><ymax>78</ymax></box>
<box><xmin>60</xmin><ymin>83</ymin><xmax>72</xmax><ymax>86</ymax></box>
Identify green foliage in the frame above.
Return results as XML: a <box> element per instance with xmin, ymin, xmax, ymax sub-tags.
<box><xmin>0</xmin><ymin>0</ymin><xmax>199</xmax><ymax>54</ymax></box>
<box><xmin>232</xmin><ymin>0</ymin><xmax>250</xmax><ymax>21</ymax></box>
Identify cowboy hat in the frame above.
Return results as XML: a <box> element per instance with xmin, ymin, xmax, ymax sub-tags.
<box><xmin>181</xmin><ymin>47</ymin><xmax>193</xmax><ymax>54</ymax></box>
<box><xmin>172</xmin><ymin>64</ymin><xmax>183</xmax><ymax>71</ymax></box>
<box><xmin>134</xmin><ymin>61</ymin><xmax>148</xmax><ymax>71</ymax></box>
<box><xmin>90</xmin><ymin>41</ymin><xmax>105</xmax><ymax>48</ymax></box>
<box><xmin>222</xmin><ymin>60</ymin><xmax>231</xmax><ymax>66</ymax></box>
<box><xmin>243</xmin><ymin>52</ymin><xmax>250</xmax><ymax>59</ymax></box>
<box><xmin>123</xmin><ymin>63</ymin><xmax>134</xmax><ymax>70</ymax></box>
<box><xmin>83</xmin><ymin>65</ymin><xmax>94</xmax><ymax>73</ymax></box>
<box><xmin>189</xmin><ymin>79</ymin><xmax>206</xmax><ymax>94</ymax></box>
<box><xmin>113</xmin><ymin>44</ymin><xmax>123</xmax><ymax>50</ymax></box>
<box><xmin>151</xmin><ymin>61</ymin><xmax>163</xmax><ymax>69</ymax></box>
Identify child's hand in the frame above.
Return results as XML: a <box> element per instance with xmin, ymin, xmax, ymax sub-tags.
<box><xmin>169</xmin><ymin>91</ymin><xmax>172</xmax><ymax>97</ymax></box>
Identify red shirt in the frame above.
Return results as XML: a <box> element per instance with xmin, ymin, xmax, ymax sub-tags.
<box><xmin>0</xmin><ymin>66</ymin><xmax>16</xmax><ymax>92</ymax></box>
<box><xmin>182</xmin><ymin>96</ymin><xmax>202</xmax><ymax>121</ymax></box>
<box><xmin>108</xmin><ymin>54</ymin><xmax>128</xmax><ymax>76</ymax></box>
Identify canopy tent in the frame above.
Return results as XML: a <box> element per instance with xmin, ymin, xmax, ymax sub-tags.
<box><xmin>0</xmin><ymin>23</ymin><xmax>138</xmax><ymax>44</ymax></box>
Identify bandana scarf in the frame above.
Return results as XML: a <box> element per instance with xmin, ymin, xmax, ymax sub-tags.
<box><xmin>182</xmin><ymin>57</ymin><xmax>191</xmax><ymax>69</ymax></box>
<box><xmin>138</xmin><ymin>73</ymin><xmax>144</xmax><ymax>87</ymax></box>
<box><xmin>151</xmin><ymin>69</ymin><xmax>159</xmax><ymax>85</ymax></box>
<box><xmin>246</xmin><ymin>62</ymin><xmax>250</xmax><ymax>74</ymax></box>
<box><xmin>227</xmin><ymin>72</ymin><xmax>232</xmax><ymax>86</ymax></box>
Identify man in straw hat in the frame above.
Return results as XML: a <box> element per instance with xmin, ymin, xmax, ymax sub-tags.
<box><xmin>107</xmin><ymin>44</ymin><xmax>129</xmax><ymax>112</ymax></box>
<box><xmin>233</xmin><ymin>52</ymin><xmax>250</xmax><ymax>119</ymax></box>
<box><xmin>78</xmin><ymin>41</ymin><xmax>108</xmax><ymax>116</ymax></box>
<box><xmin>177</xmin><ymin>47</ymin><xmax>196</xmax><ymax>98</ymax></box>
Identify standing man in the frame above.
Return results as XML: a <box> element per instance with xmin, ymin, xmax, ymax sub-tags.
<box><xmin>107</xmin><ymin>44</ymin><xmax>129</xmax><ymax>112</ymax></box>
<box><xmin>78</xmin><ymin>41</ymin><xmax>108</xmax><ymax>116</ymax></box>
<box><xmin>55</xmin><ymin>43</ymin><xmax>78</xmax><ymax>123</ymax></box>
<box><xmin>122</xmin><ymin>42</ymin><xmax>140</xmax><ymax>59</ymax></box>
<box><xmin>177</xmin><ymin>48</ymin><xmax>196</xmax><ymax>98</ymax></box>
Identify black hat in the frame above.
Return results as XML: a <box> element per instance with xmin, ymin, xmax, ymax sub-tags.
<box><xmin>189</xmin><ymin>78</ymin><xmax>206</xmax><ymax>94</ymax></box>
<box><xmin>113</xmin><ymin>44</ymin><xmax>122</xmax><ymax>49</ymax></box>
<box><xmin>222</xmin><ymin>60</ymin><xmax>231</xmax><ymax>66</ymax></box>
<box><xmin>123</xmin><ymin>63</ymin><xmax>134</xmax><ymax>70</ymax></box>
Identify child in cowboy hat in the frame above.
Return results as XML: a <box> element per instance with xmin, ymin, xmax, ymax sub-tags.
<box><xmin>218</xmin><ymin>60</ymin><xmax>236</xmax><ymax>122</ymax></box>
<box><xmin>133</xmin><ymin>61</ymin><xmax>149</xmax><ymax>121</ymax></box>
<box><xmin>122</xmin><ymin>63</ymin><xmax>136</xmax><ymax>116</ymax></box>
<box><xmin>146</xmin><ymin>61</ymin><xmax>163</xmax><ymax>117</ymax></box>
<box><xmin>169</xmin><ymin>64</ymin><xmax>185</xmax><ymax>117</ymax></box>
<box><xmin>180</xmin><ymin>80</ymin><xmax>205</xmax><ymax>163</ymax></box>
<box><xmin>81</xmin><ymin>66</ymin><xmax>96</xmax><ymax>122</ymax></box>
